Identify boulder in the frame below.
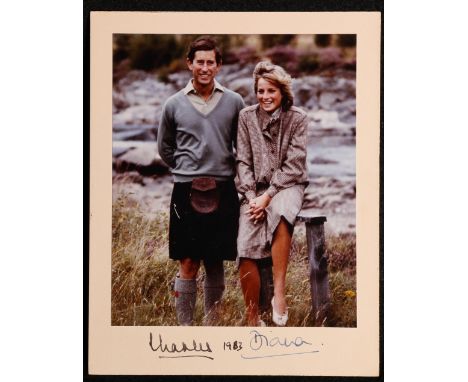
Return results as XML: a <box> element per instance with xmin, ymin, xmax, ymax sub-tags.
<box><xmin>112</xmin><ymin>104</ymin><xmax>160</xmax><ymax>126</ymax></box>
<box><xmin>113</xmin><ymin>146</ymin><xmax>132</xmax><ymax>157</ymax></box>
<box><xmin>112</xmin><ymin>127</ymin><xmax>155</xmax><ymax>142</ymax></box>
<box><xmin>220</xmin><ymin>64</ymin><xmax>255</xmax><ymax>84</ymax></box>
<box><xmin>117</xmin><ymin>70</ymin><xmax>150</xmax><ymax>88</ymax></box>
<box><xmin>308</xmin><ymin>109</ymin><xmax>353</xmax><ymax>131</ymax></box>
<box><xmin>123</xmin><ymin>80</ymin><xmax>175</xmax><ymax>106</ymax></box>
<box><xmin>167</xmin><ymin>71</ymin><xmax>191</xmax><ymax>90</ymax></box>
<box><xmin>310</xmin><ymin>156</ymin><xmax>339</xmax><ymax>165</ymax></box>
<box><xmin>112</xmin><ymin>89</ymin><xmax>129</xmax><ymax>111</ymax></box>
<box><xmin>118</xmin><ymin>142</ymin><xmax>159</xmax><ymax>167</ymax></box>
<box><xmin>293</xmin><ymin>81</ymin><xmax>319</xmax><ymax>107</ymax></box>
<box><xmin>318</xmin><ymin>91</ymin><xmax>338</xmax><ymax>110</ymax></box>
<box><xmin>112</xmin><ymin>141</ymin><xmax>169</xmax><ymax>175</ymax></box>
<box><xmin>227</xmin><ymin>77</ymin><xmax>256</xmax><ymax>104</ymax></box>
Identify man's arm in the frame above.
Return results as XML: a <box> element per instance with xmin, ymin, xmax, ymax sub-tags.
<box><xmin>157</xmin><ymin>100</ymin><xmax>176</xmax><ymax>168</ymax></box>
<box><xmin>232</xmin><ymin>95</ymin><xmax>246</xmax><ymax>150</ymax></box>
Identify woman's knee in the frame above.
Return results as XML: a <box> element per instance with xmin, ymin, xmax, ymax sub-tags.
<box><xmin>273</xmin><ymin>217</ymin><xmax>293</xmax><ymax>239</ymax></box>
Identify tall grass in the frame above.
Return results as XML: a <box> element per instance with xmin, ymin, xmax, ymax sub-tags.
<box><xmin>112</xmin><ymin>194</ymin><xmax>356</xmax><ymax>327</ymax></box>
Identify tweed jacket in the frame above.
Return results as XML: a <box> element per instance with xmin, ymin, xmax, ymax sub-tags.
<box><xmin>236</xmin><ymin>104</ymin><xmax>308</xmax><ymax>201</ymax></box>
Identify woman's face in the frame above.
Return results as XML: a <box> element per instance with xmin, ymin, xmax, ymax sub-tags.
<box><xmin>256</xmin><ymin>78</ymin><xmax>282</xmax><ymax>113</ymax></box>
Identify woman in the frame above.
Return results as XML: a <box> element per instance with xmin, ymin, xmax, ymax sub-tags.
<box><xmin>236</xmin><ymin>61</ymin><xmax>308</xmax><ymax>326</ymax></box>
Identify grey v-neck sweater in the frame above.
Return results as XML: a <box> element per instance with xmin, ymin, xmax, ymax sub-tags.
<box><xmin>158</xmin><ymin>88</ymin><xmax>245</xmax><ymax>182</ymax></box>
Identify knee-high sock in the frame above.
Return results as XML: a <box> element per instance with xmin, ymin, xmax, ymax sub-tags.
<box><xmin>203</xmin><ymin>261</ymin><xmax>225</xmax><ymax>318</ymax></box>
<box><xmin>174</xmin><ymin>276</ymin><xmax>197</xmax><ymax>326</ymax></box>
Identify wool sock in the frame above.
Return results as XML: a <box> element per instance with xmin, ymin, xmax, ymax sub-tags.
<box><xmin>174</xmin><ymin>276</ymin><xmax>197</xmax><ymax>326</ymax></box>
<box><xmin>203</xmin><ymin>261</ymin><xmax>225</xmax><ymax>324</ymax></box>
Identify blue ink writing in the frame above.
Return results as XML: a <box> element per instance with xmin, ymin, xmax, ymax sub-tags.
<box><xmin>249</xmin><ymin>330</ymin><xmax>313</xmax><ymax>351</ymax></box>
<box><xmin>240</xmin><ymin>330</ymin><xmax>321</xmax><ymax>359</ymax></box>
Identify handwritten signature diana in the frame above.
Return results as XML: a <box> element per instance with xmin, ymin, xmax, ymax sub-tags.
<box><xmin>241</xmin><ymin>330</ymin><xmax>321</xmax><ymax>359</ymax></box>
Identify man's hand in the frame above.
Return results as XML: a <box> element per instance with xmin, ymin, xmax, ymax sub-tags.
<box><xmin>247</xmin><ymin>193</ymin><xmax>272</xmax><ymax>224</ymax></box>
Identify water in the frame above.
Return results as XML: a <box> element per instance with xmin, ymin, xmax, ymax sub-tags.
<box><xmin>308</xmin><ymin>136</ymin><xmax>356</xmax><ymax>180</ymax></box>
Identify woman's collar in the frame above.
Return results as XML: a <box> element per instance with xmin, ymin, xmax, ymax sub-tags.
<box><xmin>257</xmin><ymin>104</ymin><xmax>282</xmax><ymax>131</ymax></box>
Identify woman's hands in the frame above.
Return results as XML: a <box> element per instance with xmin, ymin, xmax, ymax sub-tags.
<box><xmin>247</xmin><ymin>193</ymin><xmax>272</xmax><ymax>224</ymax></box>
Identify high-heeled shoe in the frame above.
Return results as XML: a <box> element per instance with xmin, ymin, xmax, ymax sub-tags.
<box><xmin>271</xmin><ymin>297</ymin><xmax>288</xmax><ymax>326</ymax></box>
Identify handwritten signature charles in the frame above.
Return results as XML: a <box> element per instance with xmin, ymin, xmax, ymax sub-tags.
<box><xmin>149</xmin><ymin>333</ymin><xmax>214</xmax><ymax>360</ymax></box>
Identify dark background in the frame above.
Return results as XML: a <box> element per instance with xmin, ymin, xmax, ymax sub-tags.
<box><xmin>84</xmin><ymin>0</ymin><xmax>384</xmax><ymax>381</ymax></box>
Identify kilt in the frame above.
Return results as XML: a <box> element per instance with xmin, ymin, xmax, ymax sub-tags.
<box><xmin>169</xmin><ymin>179</ymin><xmax>240</xmax><ymax>261</ymax></box>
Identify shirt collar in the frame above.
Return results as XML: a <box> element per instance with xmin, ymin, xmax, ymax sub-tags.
<box><xmin>183</xmin><ymin>79</ymin><xmax>224</xmax><ymax>95</ymax></box>
<box><xmin>258</xmin><ymin>105</ymin><xmax>282</xmax><ymax>131</ymax></box>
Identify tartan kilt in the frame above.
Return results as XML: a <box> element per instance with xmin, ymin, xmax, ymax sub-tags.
<box><xmin>168</xmin><ymin>179</ymin><xmax>240</xmax><ymax>261</ymax></box>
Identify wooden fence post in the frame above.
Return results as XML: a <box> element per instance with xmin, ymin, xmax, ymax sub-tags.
<box><xmin>297</xmin><ymin>215</ymin><xmax>329</xmax><ymax>326</ymax></box>
<box><xmin>258</xmin><ymin>259</ymin><xmax>274</xmax><ymax>317</ymax></box>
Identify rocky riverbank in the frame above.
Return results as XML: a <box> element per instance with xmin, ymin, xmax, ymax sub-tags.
<box><xmin>112</xmin><ymin>65</ymin><xmax>356</xmax><ymax>234</ymax></box>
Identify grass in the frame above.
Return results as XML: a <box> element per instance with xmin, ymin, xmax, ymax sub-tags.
<box><xmin>112</xmin><ymin>193</ymin><xmax>356</xmax><ymax>327</ymax></box>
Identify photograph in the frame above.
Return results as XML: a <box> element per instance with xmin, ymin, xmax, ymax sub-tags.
<box><xmin>88</xmin><ymin>11</ymin><xmax>380</xmax><ymax>377</ymax></box>
<box><xmin>111</xmin><ymin>33</ymin><xmax>358</xmax><ymax>328</ymax></box>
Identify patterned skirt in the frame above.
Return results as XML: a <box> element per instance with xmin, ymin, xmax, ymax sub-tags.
<box><xmin>237</xmin><ymin>184</ymin><xmax>305</xmax><ymax>260</ymax></box>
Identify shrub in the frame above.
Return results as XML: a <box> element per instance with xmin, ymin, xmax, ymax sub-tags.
<box><xmin>328</xmin><ymin>271</ymin><xmax>357</xmax><ymax>327</ymax></box>
<box><xmin>265</xmin><ymin>45</ymin><xmax>298</xmax><ymax>74</ymax></box>
<box><xmin>315</xmin><ymin>34</ymin><xmax>332</xmax><ymax>47</ymax></box>
<box><xmin>261</xmin><ymin>34</ymin><xmax>296</xmax><ymax>49</ymax></box>
<box><xmin>337</xmin><ymin>34</ymin><xmax>357</xmax><ymax>47</ymax></box>
<box><xmin>318</xmin><ymin>47</ymin><xmax>343</xmax><ymax>69</ymax></box>
<box><xmin>223</xmin><ymin>46</ymin><xmax>259</xmax><ymax>65</ymax></box>
<box><xmin>298</xmin><ymin>51</ymin><xmax>320</xmax><ymax>74</ymax></box>
<box><xmin>157</xmin><ymin>58</ymin><xmax>187</xmax><ymax>82</ymax></box>
<box><xmin>113</xmin><ymin>34</ymin><xmax>131</xmax><ymax>64</ymax></box>
<box><xmin>128</xmin><ymin>35</ymin><xmax>185</xmax><ymax>72</ymax></box>
<box><xmin>326</xmin><ymin>233</ymin><xmax>356</xmax><ymax>273</ymax></box>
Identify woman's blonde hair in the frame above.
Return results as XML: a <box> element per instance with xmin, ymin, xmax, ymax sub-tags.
<box><xmin>253</xmin><ymin>61</ymin><xmax>294</xmax><ymax>111</ymax></box>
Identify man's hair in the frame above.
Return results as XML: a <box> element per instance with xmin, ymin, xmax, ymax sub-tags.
<box><xmin>253</xmin><ymin>61</ymin><xmax>294</xmax><ymax>111</ymax></box>
<box><xmin>187</xmin><ymin>35</ymin><xmax>222</xmax><ymax>64</ymax></box>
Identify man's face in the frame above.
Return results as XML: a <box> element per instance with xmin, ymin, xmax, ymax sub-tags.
<box><xmin>187</xmin><ymin>50</ymin><xmax>220</xmax><ymax>89</ymax></box>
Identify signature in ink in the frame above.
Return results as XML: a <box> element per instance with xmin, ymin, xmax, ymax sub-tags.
<box><xmin>149</xmin><ymin>333</ymin><xmax>214</xmax><ymax>360</ymax></box>
<box><xmin>241</xmin><ymin>330</ymin><xmax>321</xmax><ymax>359</ymax></box>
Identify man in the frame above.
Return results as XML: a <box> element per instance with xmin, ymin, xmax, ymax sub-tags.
<box><xmin>158</xmin><ymin>36</ymin><xmax>245</xmax><ymax>325</ymax></box>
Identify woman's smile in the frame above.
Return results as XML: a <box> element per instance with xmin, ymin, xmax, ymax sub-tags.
<box><xmin>257</xmin><ymin>77</ymin><xmax>282</xmax><ymax>113</ymax></box>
